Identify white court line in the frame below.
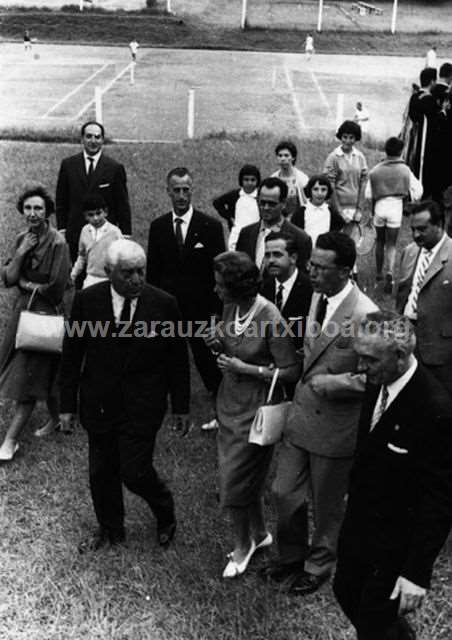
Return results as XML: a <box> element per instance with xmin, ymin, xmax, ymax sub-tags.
<box><xmin>309</xmin><ymin>68</ymin><xmax>332</xmax><ymax>114</ymax></box>
<box><xmin>74</xmin><ymin>62</ymin><xmax>133</xmax><ymax>121</ymax></box>
<box><xmin>283</xmin><ymin>65</ymin><xmax>306</xmax><ymax>133</ymax></box>
<box><xmin>42</xmin><ymin>63</ymin><xmax>110</xmax><ymax>118</ymax></box>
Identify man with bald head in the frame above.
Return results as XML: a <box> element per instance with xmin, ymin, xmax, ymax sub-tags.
<box><xmin>60</xmin><ymin>240</ymin><xmax>190</xmax><ymax>552</ymax></box>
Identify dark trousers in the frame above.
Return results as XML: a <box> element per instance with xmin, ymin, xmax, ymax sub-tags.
<box><xmin>333</xmin><ymin>547</ymin><xmax>415</xmax><ymax>640</ymax></box>
<box><xmin>87</xmin><ymin>425</ymin><xmax>174</xmax><ymax>536</ymax></box>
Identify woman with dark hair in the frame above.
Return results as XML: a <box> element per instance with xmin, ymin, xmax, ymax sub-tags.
<box><xmin>272</xmin><ymin>140</ymin><xmax>309</xmax><ymax>218</ymax></box>
<box><xmin>206</xmin><ymin>251</ymin><xmax>299</xmax><ymax>578</ymax></box>
<box><xmin>213</xmin><ymin>164</ymin><xmax>261</xmax><ymax>250</ymax></box>
<box><xmin>0</xmin><ymin>185</ymin><xmax>71</xmax><ymax>461</ymax></box>
<box><xmin>291</xmin><ymin>174</ymin><xmax>344</xmax><ymax>243</ymax></box>
<box><xmin>324</xmin><ymin>121</ymin><xmax>368</xmax><ymax>238</ymax></box>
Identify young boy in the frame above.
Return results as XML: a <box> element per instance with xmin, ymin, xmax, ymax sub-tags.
<box><xmin>365</xmin><ymin>136</ymin><xmax>422</xmax><ymax>293</ymax></box>
<box><xmin>71</xmin><ymin>195</ymin><xmax>123</xmax><ymax>289</ymax></box>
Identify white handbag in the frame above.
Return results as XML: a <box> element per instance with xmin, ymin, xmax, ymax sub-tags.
<box><xmin>15</xmin><ymin>287</ymin><xmax>65</xmax><ymax>354</ymax></box>
<box><xmin>248</xmin><ymin>368</ymin><xmax>291</xmax><ymax>446</ymax></box>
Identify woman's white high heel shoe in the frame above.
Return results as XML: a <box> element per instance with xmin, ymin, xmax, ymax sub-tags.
<box><xmin>222</xmin><ymin>540</ymin><xmax>257</xmax><ymax>578</ymax></box>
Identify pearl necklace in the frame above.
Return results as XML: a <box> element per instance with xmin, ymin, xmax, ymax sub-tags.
<box><xmin>234</xmin><ymin>297</ymin><xmax>261</xmax><ymax>336</ymax></box>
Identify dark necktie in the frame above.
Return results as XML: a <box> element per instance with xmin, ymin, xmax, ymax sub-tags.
<box><xmin>174</xmin><ymin>217</ymin><xmax>184</xmax><ymax>249</ymax></box>
<box><xmin>87</xmin><ymin>157</ymin><xmax>94</xmax><ymax>180</ymax></box>
<box><xmin>119</xmin><ymin>297</ymin><xmax>131</xmax><ymax>325</ymax></box>
<box><xmin>315</xmin><ymin>295</ymin><xmax>328</xmax><ymax>328</ymax></box>
<box><xmin>371</xmin><ymin>385</ymin><xmax>389</xmax><ymax>429</ymax></box>
<box><xmin>275</xmin><ymin>283</ymin><xmax>284</xmax><ymax>310</ymax></box>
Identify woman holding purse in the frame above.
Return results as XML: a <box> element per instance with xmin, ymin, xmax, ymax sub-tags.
<box><xmin>0</xmin><ymin>186</ymin><xmax>71</xmax><ymax>461</ymax></box>
<box><xmin>206</xmin><ymin>251</ymin><xmax>299</xmax><ymax>579</ymax></box>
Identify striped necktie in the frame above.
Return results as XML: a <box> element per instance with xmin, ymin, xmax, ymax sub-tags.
<box><xmin>407</xmin><ymin>249</ymin><xmax>433</xmax><ymax>317</ymax></box>
<box><xmin>275</xmin><ymin>283</ymin><xmax>284</xmax><ymax>310</ymax></box>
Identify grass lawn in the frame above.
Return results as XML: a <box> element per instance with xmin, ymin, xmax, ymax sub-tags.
<box><xmin>0</xmin><ymin>135</ymin><xmax>451</xmax><ymax>639</ymax></box>
<box><xmin>1</xmin><ymin>4</ymin><xmax>452</xmax><ymax>55</ymax></box>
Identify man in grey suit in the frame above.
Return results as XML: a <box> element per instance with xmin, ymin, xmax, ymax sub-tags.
<box><xmin>263</xmin><ymin>232</ymin><xmax>377</xmax><ymax>594</ymax></box>
<box><xmin>396</xmin><ymin>200</ymin><xmax>452</xmax><ymax>397</ymax></box>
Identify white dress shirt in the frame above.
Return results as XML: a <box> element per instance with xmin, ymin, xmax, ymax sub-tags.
<box><xmin>275</xmin><ymin>268</ymin><xmax>298</xmax><ymax>309</ymax></box>
<box><xmin>172</xmin><ymin>206</ymin><xmax>193</xmax><ymax>244</ymax></box>
<box><xmin>304</xmin><ymin>201</ymin><xmax>331</xmax><ymax>245</ymax></box>
<box><xmin>110</xmin><ymin>286</ymin><xmax>138</xmax><ymax>324</ymax></box>
<box><xmin>370</xmin><ymin>356</ymin><xmax>418</xmax><ymax>429</ymax></box>
<box><xmin>83</xmin><ymin>150</ymin><xmax>102</xmax><ymax>174</ymax></box>
<box><xmin>322</xmin><ymin>280</ymin><xmax>354</xmax><ymax>328</ymax></box>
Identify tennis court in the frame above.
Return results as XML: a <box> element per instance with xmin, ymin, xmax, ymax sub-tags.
<box><xmin>0</xmin><ymin>42</ymin><xmax>428</xmax><ymax>142</ymax></box>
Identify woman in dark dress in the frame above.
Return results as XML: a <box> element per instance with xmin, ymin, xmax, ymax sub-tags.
<box><xmin>0</xmin><ymin>186</ymin><xmax>71</xmax><ymax>461</ymax></box>
<box><xmin>206</xmin><ymin>252</ymin><xmax>299</xmax><ymax>578</ymax></box>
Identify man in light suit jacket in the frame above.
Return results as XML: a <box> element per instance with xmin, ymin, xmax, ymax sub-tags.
<box><xmin>146</xmin><ymin>167</ymin><xmax>225</xmax><ymax>396</ymax></box>
<box><xmin>396</xmin><ymin>199</ymin><xmax>452</xmax><ymax>396</ymax></box>
<box><xmin>56</xmin><ymin>121</ymin><xmax>132</xmax><ymax>263</ymax></box>
<box><xmin>334</xmin><ymin>311</ymin><xmax>452</xmax><ymax>640</ymax></box>
<box><xmin>59</xmin><ymin>240</ymin><xmax>190</xmax><ymax>552</ymax></box>
<box><xmin>236</xmin><ymin>177</ymin><xmax>312</xmax><ymax>274</ymax></box>
<box><xmin>263</xmin><ymin>232</ymin><xmax>377</xmax><ymax>594</ymax></box>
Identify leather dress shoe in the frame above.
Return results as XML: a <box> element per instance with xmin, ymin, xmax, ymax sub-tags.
<box><xmin>259</xmin><ymin>560</ymin><xmax>305</xmax><ymax>583</ymax></box>
<box><xmin>288</xmin><ymin>570</ymin><xmax>329</xmax><ymax>595</ymax></box>
<box><xmin>157</xmin><ymin>521</ymin><xmax>176</xmax><ymax>549</ymax></box>
<box><xmin>78</xmin><ymin>528</ymin><xmax>126</xmax><ymax>554</ymax></box>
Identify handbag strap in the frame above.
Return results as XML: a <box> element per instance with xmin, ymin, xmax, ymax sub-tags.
<box><xmin>26</xmin><ymin>286</ymin><xmax>40</xmax><ymax>310</ymax></box>
<box><xmin>266</xmin><ymin>368</ymin><xmax>280</xmax><ymax>404</ymax></box>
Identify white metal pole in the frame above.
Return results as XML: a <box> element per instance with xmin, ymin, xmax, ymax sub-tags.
<box><xmin>130</xmin><ymin>63</ymin><xmax>135</xmax><ymax>85</ymax></box>
<box><xmin>336</xmin><ymin>93</ymin><xmax>344</xmax><ymax>129</ymax></box>
<box><xmin>271</xmin><ymin>67</ymin><xmax>277</xmax><ymax>91</ymax></box>
<box><xmin>240</xmin><ymin>0</ymin><xmax>248</xmax><ymax>30</ymax></box>
<box><xmin>166</xmin><ymin>0</ymin><xmax>172</xmax><ymax>14</ymax></box>
<box><xmin>317</xmin><ymin>0</ymin><xmax>324</xmax><ymax>32</ymax></box>
<box><xmin>187</xmin><ymin>89</ymin><xmax>195</xmax><ymax>139</ymax></box>
<box><xmin>391</xmin><ymin>0</ymin><xmax>398</xmax><ymax>35</ymax></box>
<box><xmin>95</xmin><ymin>86</ymin><xmax>103</xmax><ymax>124</ymax></box>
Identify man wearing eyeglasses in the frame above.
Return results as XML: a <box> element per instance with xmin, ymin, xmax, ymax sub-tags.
<box><xmin>236</xmin><ymin>177</ymin><xmax>312</xmax><ymax>274</ymax></box>
<box><xmin>56</xmin><ymin>120</ymin><xmax>132</xmax><ymax>265</ymax></box>
<box><xmin>262</xmin><ymin>231</ymin><xmax>377</xmax><ymax>596</ymax></box>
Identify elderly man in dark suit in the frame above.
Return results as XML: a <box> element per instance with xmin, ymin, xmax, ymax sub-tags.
<box><xmin>56</xmin><ymin>121</ymin><xmax>132</xmax><ymax>263</ymax></box>
<box><xmin>396</xmin><ymin>199</ymin><xmax>452</xmax><ymax>397</ymax></box>
<box><xmin>59</xmin><ymin>239</ymin><xmax>190</xmax><ymax>551</ymax></box>
<box><xmin>334</xmin><ymin>311</ymin><xmax>452</xmax><ymax>640</ymax></box>
<box><xmin>236</xmin><ymin>177</ymin><xmax>312</xmax><ymax>274</ymax></box>
<box><xmin>146</xmin><ymin>167</ymin><xmax>225</xmax><ymax>398</ymax></box>
<box><xmin>263</xmin><ymin>232</ymin><xmax>377</xmax><ymax>594</ymax></box>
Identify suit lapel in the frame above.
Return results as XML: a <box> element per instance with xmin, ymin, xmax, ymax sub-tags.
<box><xmin>76</xmin><ymin>152</ymin><xmax>88</xmax><ymax>188</ymax></box>
<box><xmin>184</xmin><ymin>210</ymin><xmax>203</xmax><ymax>248</ymax></box>
<box><xmin>420</xmin><ymin>238</ymin><xmax>450</xmax><ymax>290</ymax></box>
<box><xmin>304</xmin><ymin>286</ymin><xmax>359</xmax><ymax>373</ymax></box>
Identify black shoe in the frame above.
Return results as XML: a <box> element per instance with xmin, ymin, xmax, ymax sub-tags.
<box><xmin>78</xmin><ymin>528</ymin><xmax>126</xmax><ymax>554</ymax></box>
<box><xmin>259</xmin><ymin>560</ymin><xmax>305</xmax><ymax>583</ymax></box>
<box><xmin>288</xmin><ymin>570</ymin><xmax>329</xmax><ymax>595</ymax></box>
<box><xmin>157</xmin><ymin>521</ymin><xmax>176</xmax><ymax>549</ymax></box>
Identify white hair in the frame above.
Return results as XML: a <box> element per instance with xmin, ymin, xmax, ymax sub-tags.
<box><xmin>106</xmin><ymin>239</ymin><xmax>146</xmax><ymax>268</ymax></box>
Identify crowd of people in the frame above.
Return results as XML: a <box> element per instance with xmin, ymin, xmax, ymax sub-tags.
<box><xmin>1</xmin><ymin>59</ymin><xmax>452</xmax><ymax>639</ymax></box>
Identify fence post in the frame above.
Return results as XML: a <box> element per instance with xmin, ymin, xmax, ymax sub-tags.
<box><xmin>187</xmin><ymin>88</ymin><xmax>195</xmax><ymax>139</ymax></box>
<box><xmin>317</xmin><ymin>0</ymin><xmax>324</xmax><ymax>32</ymax></box>
<box><xmin>240</xmin><ymin>0</ymin><xmax>248</xmax><ymax>29</ymax></box>
<box><xmin>95</xmin><ymin>86</ymin><xmax>103</xmax><ymax>124</ymax></box>
<box><xmin>336</xmin><ymin>93</ymin><xmax>344</xmax><ymax>130</ymax></box>
<box><xmin>130</xmin><ymin>63</ymin><xmax>135</xmax><ymax>85</ymax></box>
<box><xmin>391</xmin><ymin>0</ymin><xmax>398</xmax><ymax>34</ymax></box>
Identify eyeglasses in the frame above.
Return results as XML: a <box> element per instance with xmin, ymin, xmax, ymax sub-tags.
<box><xmin>308</xmin><ymin>261</ymin><xmax>337</xmax><ymax>272</ymax></box>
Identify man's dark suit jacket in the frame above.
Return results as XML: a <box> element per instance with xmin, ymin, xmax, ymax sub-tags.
<box><xmin>59</xmin><ymin>281</ymin><xmax>190</xmax><ymax>433</ymax></box>
<box><xmin>212</xmin><ymin>189</ymin><xmax>240</xmax><ymax>230</ymax></box>
<box><xmin>55</xmin><ymin>151</ymin><xmax>132</xmax><ymax>260</ymax></box>
<box><xmin>236</xmin><ymin>219</ymin><xmax>312</xmax><ymax>273</ymax></box>
<box><xmin>341</xmin><ymin>365</ymin><xmax>452</xmax><ymax>589</ymax></box>
<box><xmin>261</xmin><ymin>271</ymin><xmax>313</xmax><ymax>351</ymax></box>
<box><xmin>146</xmin><ymin>210</ymin><xmax>225</xmax><ymax>320</ymax></box>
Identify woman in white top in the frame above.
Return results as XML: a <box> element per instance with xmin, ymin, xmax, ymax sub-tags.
<box><xmin>272</xmin><ymin>140</ymin><xmax>309</xmax><ymax>220</ymax></box>
<box><xmin>213</xmin><ymin>165</ymin><xmax>261</xmax><ymax>251</ymax></box>
<box><xmin>292</xmin><ymin>174</ymin><xmax>345</xmax><ymax>245</ymax></box>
